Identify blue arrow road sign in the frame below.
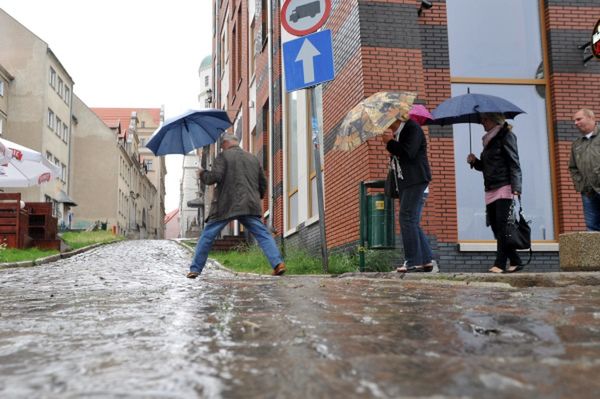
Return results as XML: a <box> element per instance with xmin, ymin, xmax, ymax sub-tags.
<box><xmin>282</xmin><ymin>29</ymin><xmax>335</xmax><ymax>92</ymax></box>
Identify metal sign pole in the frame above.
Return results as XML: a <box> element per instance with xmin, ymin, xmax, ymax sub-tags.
<box><xmin>309</xmin><ymin>86</ymin><xmax>329</xmax><ymax>273</ymax></box>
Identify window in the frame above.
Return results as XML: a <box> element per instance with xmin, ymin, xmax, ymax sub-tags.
<box><xmin>64</xmin><ymin>87</ymin><xmax>70</xmax><ymax>105</ymax></box>
<box><xmin>236</xmin><ymin>6</ymin><xmax>242</xmax><ymax>85</ymax></box>
<box><xmin>249</xmin><ymin>19</ymin><xmax>256</xmax><ymax>78</ymax></box>
<box><xmin>47</xmin><ymin>109</ymin><xmax>55</xmax><ymax>130</ymax></box>
<box><xmin>0</xmin><ymin>80</ymin><xmax>4</xmax><ymax>97</ymax></box>
<box><xmin>205</xmin><ymin>75</ymin><xmax>209</xmax><ymax>87</ymax></box>
<box><xmin>49</xmin><ymin>67</ymin><xmax>56</xmax><ymax>88</ymax></box>
<box><xmin>307</xmin><ymin>86</ymin><xmax>324</xmax><ymax>219</ymax></box>
<box><xmin>447</xmin><ymin>0</ymin><xmax>554</xmax><ymax>241</ymax></box>
<box><xmin>261</xmin><ymin>0</ymin><xmax>268</xmax><ymax>48</ymax></box>
<box><xmin>61</xmin><ymin>163</ymin><xmax>67</xmax><ymax>183</ymax></box>
<box><xmin>46</xmin><ymin>151</ymin><xmax>52</xmax><ymax>161</ymax></box>
<box><xmin>286</xmin><ymin>91</ymin><xmax>299</xmax><ymax>229</ymax></box>
<box><xmin>0</xmin><ymin>118</ymin><xmax>3</xmax><ymax>135</ymax></box>
<box><xmin>58</xmin><ymin>78</ymin><xmax>64</xmax><ymax>98</ymax></box>
<box><xmin>63</xmin><ymin>123</ymin><xmax>69</xmax><ymax>143</ymax></box>
<box><xmin>145</xmin><ymin>159</ymin><xmax>153</xmax><ymax>171</ymax></box>
<box><xmin>55</xmin><ymin>117</ymin><xmax>62</xmax><ymax>137</ymax></box>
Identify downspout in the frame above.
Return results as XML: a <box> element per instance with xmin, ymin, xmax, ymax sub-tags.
<box><xmin>267</xmin><ymin>0</ymin><xmax>275</xmax><ymax>229</ymax></box>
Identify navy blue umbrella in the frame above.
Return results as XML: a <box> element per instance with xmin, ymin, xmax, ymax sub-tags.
<box><xmin>146</xmin><ymin>109</ymin><xmax>232</xmax><ymax>155</ymax></box>
<box><xmin>430</xmin><ymin>92</ymin><xmax>525</xmax><ymax>126</ymax></box>
<box><xmin>430</xmin><ymin>91</ymin><xmax>525</xmax><ymax>153</ymax></box>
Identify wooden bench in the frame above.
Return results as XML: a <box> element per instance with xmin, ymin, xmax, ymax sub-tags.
<box><xmin>0</xmin><ymin>193</ymin><xmax>29</xmax><ymax>248</ymax></box>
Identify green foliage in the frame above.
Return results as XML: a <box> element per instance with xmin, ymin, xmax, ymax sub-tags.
<box><xmin>0</xmin><ymin>247</ymin><xmax>58</xmax><ymax>263</ymax></box>
<box><xmin>208</xmin><ymin>245</ymin><xmax>399</xmax><ymax>275</ymax></box>
<box><xmin>61</xmin><ymin>231</ymin><xmax>124</xmax><ymax>249</ymax></box>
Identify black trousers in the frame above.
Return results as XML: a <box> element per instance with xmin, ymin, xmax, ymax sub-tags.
<box><xmin>486</xmin><ymin>198</ymin><xmax>522</xmax><ymax>268</ymax></box>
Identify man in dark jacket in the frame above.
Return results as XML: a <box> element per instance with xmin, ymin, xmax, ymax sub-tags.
<box><xmin>187</xmin><ymin>134</ymin><xmax>285</xmax><ymax>278</ymax></box>
<box><xmin>569</xmin><ymin>108</ymin><xmax>600</xmax><ymax>231</ymax></box>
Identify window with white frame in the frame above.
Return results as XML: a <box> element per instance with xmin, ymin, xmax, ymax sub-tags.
<box><xmin>249</xmin><ymin>18</ymin><xmax>256</xmax><ymax>79</ymax></box>
<box><xmin>49</xmin><ymin>67</ymin><xmax>56</xmax><ymax>88</ymax></box>
<box><xmin>0</xmin><ymin>80</ymin><xmax>4</xmax><ymax>97</ymax></box>
<box><xmin>55</xmin><ymin>117</ymin><xmax>62</xmax><ymax>137</ymax></box>
<box><xmin>0</xmin><ymin>118</ymin><xmax>3</xmax><ymax>135</ymax></box>
<box><xmin>64</xmin><ymin>87</ymin><xmax>70</xmax><ymax>105</ymax></box>
<box><xmin>47</xmin><ymin>109</ymin><xmax>55</xmax><ymax>130</ymax></box>
<box><xmin>61</xmin><ymin>163</ymin><xmax>67</xmax><ymax>183</ymax></box>
<box><xmin>286</xmin><ymin>91</ymin><xmax>299</xmax><ymax>229</ymax></box>
<box><xmin>307</xmin><ymin>86</ymin><xmax>324</xmax><ymax>219</ymax></box>
<box><xmin>58</xmin><ymin>78</ymin><xmax>64</xmax><ymax>98</ymax></box>
<box><xmin>62</xmin><ymin>123</ymin><xmax>69</xmax><ymax>143</ymax></box>
<box><xmin>447</xmin><ymin>0</ymin><xmax>554</xmax><ymax>241</ymax></box>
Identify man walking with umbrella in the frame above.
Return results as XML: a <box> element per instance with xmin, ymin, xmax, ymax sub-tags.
<box><xmin>569</xmin><ymin>108</ymin><xmax>600</xmax><ymax>231</ymax></box>
<box><xmin>186</xmin><ymin>133</ymin><xmax>286</xmax><ymax>278</ymax></box>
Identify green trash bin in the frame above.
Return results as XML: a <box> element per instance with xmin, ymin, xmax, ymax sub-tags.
<box><xmin>366</xmin><ymin>193</ymin><xmax>395</xmax><ymax>249</ymax></box>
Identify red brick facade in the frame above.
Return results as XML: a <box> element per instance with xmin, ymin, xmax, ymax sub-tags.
<box><xmin>213</xmin><ymin>0</ymin><xmax>600</xmax><ymax>271</ymax></box>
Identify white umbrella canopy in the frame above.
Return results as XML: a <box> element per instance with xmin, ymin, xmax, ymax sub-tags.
<box><xmin>0</xmin><ymin>137</ymin><xmax>60</xmax><ymax>188</ymax></box>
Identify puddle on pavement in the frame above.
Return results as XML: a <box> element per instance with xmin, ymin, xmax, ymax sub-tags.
<box><xmin>1</xmin><ymin>240</ymin><xmax>599</xmax><ymax>398</ymax></box>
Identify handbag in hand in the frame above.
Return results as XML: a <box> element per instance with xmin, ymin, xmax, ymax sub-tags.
<box><xmin>505</xmin><ymin>197</ymin><xmax>531</xmax><ymax>250</ymax></box>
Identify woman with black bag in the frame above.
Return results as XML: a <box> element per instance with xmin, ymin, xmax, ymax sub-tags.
<box><xmin>466</xmin><ymin>113</ymin><xmax>524</xmax><ymax>273</ymax></box>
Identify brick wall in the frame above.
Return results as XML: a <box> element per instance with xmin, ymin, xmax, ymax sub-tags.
<box><xmin>546</xmin><ymin>1</ymin><xmax>600</xmax><ymax>234</ymax></box>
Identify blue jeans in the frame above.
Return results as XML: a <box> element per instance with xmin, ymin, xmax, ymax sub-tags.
<box><xmin>398</xmin><ymin>183</ymin><xmax>433</xmax><ymax>267</ymax></box>
<box><xmin>190</xmin><ymin>215</ymin><xmax>284</xmax><ymax>274</ymax></box>
<box><xmin>582</xmin><ymin>191</ymin><xmax>600</xmax><ymax>231</ymax></box>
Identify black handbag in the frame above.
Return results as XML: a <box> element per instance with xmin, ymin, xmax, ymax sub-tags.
<box><xmin>505</xmin><ymin>198</ymin><xmax>531</xmax><ymax>249</ymax></box>
<box><xmin>505</xmin><ymin>197</ymin><xmax>533</xmax><ymax>265</ymax></box>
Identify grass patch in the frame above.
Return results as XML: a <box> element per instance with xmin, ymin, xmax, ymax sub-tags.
<box><xmin>0</xmin><ymin>231</ymin><xmax>124</xmax><ymax>263</ymax></box>
<box><xmin>0</xmin><ymin>247</ymin><xmax>59</xmax><ymax>263</ymax></box>
<box><xmin>207</xmin><ymin>245</ymin><xmax>399</xmax><ymax>275</ymax></box>
<box><xmin>61</xmin><ymin>230</ymin><xmax>124</xmax><ymax>250</ymax></box>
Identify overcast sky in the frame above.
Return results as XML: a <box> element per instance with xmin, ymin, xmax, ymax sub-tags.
<box><xmin>0</xmin><ymin>0</ymin><xmax>213</xmax><ymax>211</ymax></box>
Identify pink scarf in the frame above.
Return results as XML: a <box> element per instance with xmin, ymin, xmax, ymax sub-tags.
<box><xmin>482</xmin><ymin>124</ymin><xmax>502</xmax><ymax>147</ymax></box>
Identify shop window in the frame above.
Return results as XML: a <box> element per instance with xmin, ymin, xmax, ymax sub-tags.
<box><xmin>447</xmin><ymin>0</ymin><xmax>554</xmax><ymax>241</ymax></box>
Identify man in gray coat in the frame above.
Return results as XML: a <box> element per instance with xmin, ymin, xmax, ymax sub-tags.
<box><xmin>569</xmin><ymin>108</ymin><xmax>600</xmax><ymax>231</ymax></box>
<box><xmin>187</xmin><ymin>134</ymin><xmax>286</xmax><ymax>278</ymax></box>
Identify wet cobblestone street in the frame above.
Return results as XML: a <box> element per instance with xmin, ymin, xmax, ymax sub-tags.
<box><xmin>1</xmin><ymin>240</ymin><xmax>600</xmax><ymax>398</ymax></box>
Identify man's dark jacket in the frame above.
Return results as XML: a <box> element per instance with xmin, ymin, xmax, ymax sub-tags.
<box><xmin>200</xmin><ymin>145</ymin><xmax>267</xmax><ymax>222</ymax></box>
<box><xmin>384</xmin><ymin>118</ymin><xmax>432</xmax><ymax>195</ymax></box>
<box><xmin>470</xmin><ymin>124</ymin><xmax>522</xmax><ymax>193</ymax></box>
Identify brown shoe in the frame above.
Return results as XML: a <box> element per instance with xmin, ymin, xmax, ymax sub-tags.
<box><xmin>186</xmin><ymin>271</ymin><xmax>200</xmax><ymax>279</ymax></box>
<box><xmin>272</xmin><ymin>263</ymin><xmax>286</xmax><ymax>276</ymax></box>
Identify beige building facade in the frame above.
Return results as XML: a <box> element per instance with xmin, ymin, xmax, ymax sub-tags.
<box><xmin>0</xmin><ymin>63</ymin><xmax>13</xmax><ymax>137</ymax></box>
<box><xmin>0</xmin><ymin>8</ymin><xmax>164</xmax><ymax>237</ymax></box>
<box><xmin>71</xmin><ymin>97</ymin><xmax>160</xmax><ymax>237</ymax></box>
<box><xmin>0</xmin><ymin>8</ymin><xmax>74</xmax><ymax>223</ymax></box>
<box><xmin>92</xmin><ymin>108</ymin><xmax>165</xmax><ymax>238</ymax></box>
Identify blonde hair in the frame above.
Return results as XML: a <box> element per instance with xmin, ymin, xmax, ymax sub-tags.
<box><xmin>480</xmin><ymin>112</ymin><xmax>512</xmax><ymax>131</ymax></box>
<box><xmin>480</xmin><ymin>113</ymin><xmax>506</xmax><ymax>125</ymax></box>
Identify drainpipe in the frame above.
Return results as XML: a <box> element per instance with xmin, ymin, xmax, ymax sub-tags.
<box><xmin>267</xmin><ymin>0</ymin><xmax>275</xmax><ymax>229</ymax></box>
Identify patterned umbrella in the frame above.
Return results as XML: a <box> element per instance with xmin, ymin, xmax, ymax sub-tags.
<box><xmin>333</xmin><ymin>91</ymin><xmax>417</xmax><ymax>152</ymax></box>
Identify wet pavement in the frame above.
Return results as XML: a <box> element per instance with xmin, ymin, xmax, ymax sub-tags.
<box><xmin>1</xmin><ymin>240</ymin><xmax>599</xmax><ymax>398</ymax></box>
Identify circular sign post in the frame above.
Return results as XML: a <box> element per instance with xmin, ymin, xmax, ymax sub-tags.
<box><xmin>281</xmin><ymin>0</ymin><xmax>332</xmax><ymax>37</ymax></box>
<box><xmin>592</xmin><ymin>18</ymin><xmax>600</xmax><ymax>59</ymax></box>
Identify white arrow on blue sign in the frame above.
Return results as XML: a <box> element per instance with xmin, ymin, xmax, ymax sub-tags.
<box><xmin>282</xmin><ymin>29</ymin><xmax>335</xmax><ymax>92</ymax></box>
